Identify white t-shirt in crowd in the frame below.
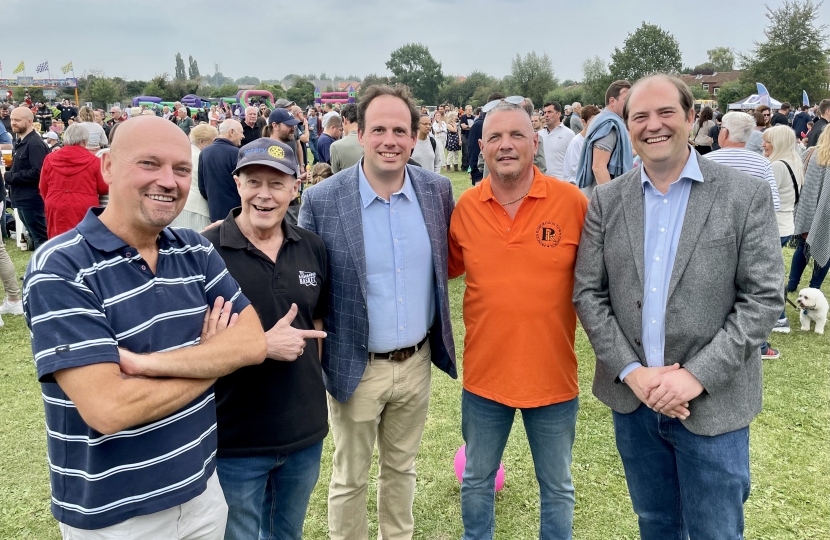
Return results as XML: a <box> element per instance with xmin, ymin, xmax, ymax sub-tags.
<box><xmin>540</xmin><ymin>123</ymin><xmax>575</xmax><ymax>180</ymax></box>
<box><xmin>412</xmin><ymin>136</ymin><xmax>441</xmax><ymax>173</ymax></box>
<box><xmin>562</xmin><ymin>133</ymin><xmax>585</xmax><ymax>184</ymax></box>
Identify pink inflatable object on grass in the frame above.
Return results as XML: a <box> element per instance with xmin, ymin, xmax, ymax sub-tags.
<box><xmin>454</xmin><ymin>444</ymin><xmax>505</xmax><ymax>492</ymax></box>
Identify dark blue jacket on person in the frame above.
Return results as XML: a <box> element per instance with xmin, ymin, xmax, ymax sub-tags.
<box><xmin>198</xmin><ymin>137</ymin><xmax>240</xmax><ymax>222</ymax></box>
<box><xmin>467</xmin><ymin>113</ymin><xmax>484</xmax><ymax>184</ymax></box>
<box><xmin>792</xmin><ymin>111</ymin><xmax>811</xmax><ymax>138</ymax></box>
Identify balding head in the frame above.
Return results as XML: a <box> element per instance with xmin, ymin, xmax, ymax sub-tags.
<box><xmin>219</xmin><ymin>119</ymin><xmax>244</xmax><ymax>146</ymax></box>
<box><xmin>10</xmin><ymin>107</ymin><xmax>34</xmax><ymax>136</ymax></box>
<box><xmin>481</xmin><ymin>102</ymin><xmax>538</xmax><ymax>187</ymax></box>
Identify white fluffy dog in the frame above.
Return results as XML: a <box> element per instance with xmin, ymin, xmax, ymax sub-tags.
<box><xmin>797</xmin><ymin>288</ymin><xmax>828</xmax><ymax>335</ymax></box>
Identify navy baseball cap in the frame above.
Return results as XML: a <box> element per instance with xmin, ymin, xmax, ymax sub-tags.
<box><xmin>233</xmin><ymin>138</ymin><xmax>297</xmax><ymax>177</ymax></box>
<box><xmin>267</xmin><ymin>108</ymin><xmax>300</xmax><ymax>126</ymax></box>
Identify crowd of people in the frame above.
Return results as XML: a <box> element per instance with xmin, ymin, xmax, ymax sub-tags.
<box><xmin>0</xmin><ymin>76</ymin><xmax>828</xmax><ymax>540</ymax></box>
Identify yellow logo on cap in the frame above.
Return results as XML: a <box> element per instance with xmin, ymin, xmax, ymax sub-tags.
<box><xmin>268</xmin><ymin>145</ymin><xmax>285</xmax><ymax>159</ymax></box>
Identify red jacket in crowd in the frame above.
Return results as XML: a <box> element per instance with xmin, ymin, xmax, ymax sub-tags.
<box><xmin>40</xmin><ymin>145</ymin><xmax>109</xmax><ymax>239</ymax></box>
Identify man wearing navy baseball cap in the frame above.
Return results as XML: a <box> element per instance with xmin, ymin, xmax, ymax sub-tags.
<box><xmin>202</xmin><ymin>137</ymin><xmax>330</xmax><ymax>540</ymax></box>
<box><xmin>268</xmin><ymin>109</ymin><xmax>308</xmax><ymax>180</ymax></box>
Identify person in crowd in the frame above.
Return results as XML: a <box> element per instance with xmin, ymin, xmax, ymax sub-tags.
<box><xmin>569</xmin><ymin>102</ymin><xmax>584</xmax><ymax>134</ymax></box>
<box><xmin>563</xmin><ymin>104</ymin><xmax>572</xmax><ymax>128</ymax></box>
<box><xmin>306</xmin><ymin>107</ymin><xmax>321</xmax><ymax>164</ymax></box>
<box><xmin>171</xmin><ymin>123</ymin><xmax>218</xmax><ymax>232</ymax></box>
<box><xmin>308</xmin><ymin>162</ymin><xmax>333</xmax><ymax>186</ymax></box>
<box><xmin>316</xmin><ymin>114</ymin><xmax>342</xmax><ymax>165</ymax></box>
<box><xmin>449</xmin><ymin>99</ymin><xmax>588</xmax><ymax>540</ymax></box>
<box><xmin>162</xmin><ymin>105</ymin><xmax>172</xmax><ymax>120</ymax></box>
<box><xmin>35</xmin><ymin>102</ymin><xmax>52</xmax><ymax>133</ymax></box>
<box><xmin>469</xmin><ymin>94</ymin><xmax>503</xmax><ymax>185</ymax></box>
<box><xmin>199</xmin><ymin>119</ymin><xmax>244</xmax><ymax>221</ymax></box>
<box><xmin>563</xmin><ymin>105</ymin><xmax>600</xmax><ymax>183</ymax></box>
<box><xmin>266</xmin><ymin>109</ymin><xmax>301</xmax><ymax>171</ymax></box>
<box><xmin>291</xmin><ymin>106</ymin><xmax>310</xmax><ymax>176</ymax></box>
<box><xmin>793</xmin><ymin>105</ymin><xmax>811</xmax><ymax>139</ymax></box>
<box><xmin>788</xmin><ymin>127</ymin><xmax>830</xmax><ymax>297</ymax></box>
<box><xmin>43</xmin><ymin>131</ymin><xmax>62</xmax><ymax>153</ymax></box>
<box><xmin>575</xmin><ymin>80</ymin><xmax>633</xmax><ymax>197</ymax></box>
<box><xmin>40</xmin><ymin>124</ymin><xmax>108</xmax><ymax>239</ymax></box>
<box><xmin>709</xmin><ymin>112</ymin><xmax>724</xmax><ymax>151</ymax></box>
<box><xmin>0</xmin><ymin>172</ymin><xmax>22</xmax><ymax>328</ymax></box>
<box><xmin>690</xmin><ymin>106</ymin><xmax>716</xmax><ymax>155</ymax></box>
<box><xmin>531</xmin><ymin>113</ymin><xmax>543</xmax><ymax>131</ymax></box>
<box><xmin>77</xmin><ymin>106</ymin><xmax>108</xmax><ymax>152</ymax></box>
<box><xmin>746</xmin><ymin>111</ymin><xmax>767</xmax><ymax>154</ymax></box>
<box><xmin>299</xmin><ymin>84</ymin><xmax>457</xmax><ymax>540</ymax></box>
<box><xmin>573</xmin><ymin>74</ymin><xmax>784</xmax><ymax>540</ymax></box>
<box><xmin>761</xmin><ymin>125</ymin><xmax>805</xmax><ymax>334</ymax></box>
<box><xmin>5</xmin><ymin>107</ymin><xmax>48</xmax><ymax>249</ymax></box>
<box><xmin>540</xmin><ymin>100</ymin><xmax>575</xmax><ymax>179</ymax></box>
<box><xmin>756</xmin><ymin>104</ymin><xmax>772</xmax><ymax>129</ymax></box>
<box><xmin>806</xmin><ymin>98</ymin><xmax>830</xmax><ymax>147</ymax></box>
<box><xmin>0</xmin><ymin>104</ymin><xmax>12</xmax><ymax>133</ymax></box>
<box><xmin>432</xmin><ymin>109</ymin><xmax>448</xmax><ymax>171</ymax></box>
<box><xmin>413</xmin><ymin>114</ymin><xmax>441</xmax><ymax>173</ymax></box>
<box><xmin>460</xmin><ymin>104</ymin><xmax>475</xmax><ymax>171</ymax></box>
<box><xmin>445</xmin><ymin>110</ymin><xmax>462</xmax><ymax>172</ymax></box>
<box><xmin>209</xmin><ymin>105</ymin><xmax>220</xmax><ymax>127</ymax></box>
<box><xmin>177</xmin><ymin>107</ymin><xmax>195</xmax><ymax>136</ymax></box>
<box><xmin>23</xmin><ymin>114</ymin><xmax>267</xmax><ymax>539</ymax></box>
<box><xmin>201</xmin><ymin>138</ymin><xmax>328</xmax><ymax>540</ymax></box>
<box><xmin>55</xmin><ymin>98</ymin><xmax>78</xmax><ymax>125</ymax></box>
<box><xmin>106</xmin><ymin>106</ymin><xmax>124</xmax><ymax>138</ymax></box>
<box><xmin>239</xmin><ymin>106</ymin><xmax>267</xmax><ymax>148</ymax></box>
<box><xmin>771</xmin><ymin>103</ymin><xmax>791</xmax><ymax>127</ymax></box>
<box><xmin>330</xmin><ymin>103</ymin><xmax>363</xmax><ymax>173</ymax></box>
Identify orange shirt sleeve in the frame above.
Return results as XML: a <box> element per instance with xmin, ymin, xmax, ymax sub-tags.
<box><xmin>448</xmin><ymin>211</ymin><xmax>465</xmax><ymax>279</ymax></box>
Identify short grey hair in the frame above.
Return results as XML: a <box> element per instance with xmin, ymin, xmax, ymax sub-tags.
<box><xmin>572</xmin><ymin>102</ymin><xmax>581</xmax><ymax>109</ymax></box>
<box><xmin>721</xmin><ymin>112</ymin><xmax>755</xmax><ymax>144</ymax></box>
<box><xmin>63</xmin><ymin>124</ymin><xmax>89</xmax><ymax>147</ymax></box>
<box><xmin>219</xmin><ymin>119</ymin><xmax>241</xmax><ymax>135</ymax></box>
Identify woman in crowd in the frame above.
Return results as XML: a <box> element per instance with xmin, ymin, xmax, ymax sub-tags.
<box><xmin>787</xmin><ymin>127</ymin><xmax>830</xmax><ymax>295</ymax></box>
<box><xmin>209</xmin><ymin>105</ymin><xmax>220</xmax><ymax>127</ymax></box>
<box><xmin>762</xmin><ymin>125</ymin><xmax>804</xmax><ymax>246</ymax></box>
<box><xmin>746</xmin><ymin>111</ymin><xmax>767</xmax><ymax>154</ymax></box>
<box><xmin>40</xmin><ymin>124</ymin><xmax>108</xmax><ymax>238</ymax></box>
<box><xmin>445</xmin><ymin>111</ymin><xmax>461</xmax><ymax>172</ymax></box>
<box><xmin>563</xmin><ymin>105</ymin><xmax>601</xmax><ymax>183</ymax></box>
<box><xmin>170</xmin><ymin>123</ymin><xmax>218</xmax><ymax>231</ymax></box>
<box><xmin>432</xmin><ymin>109</ymin><xmax>447</xmax><ymax>171</ymax></box>
<box><xmin>691</xmin><ymin>106</ymin><xmax>716</xmax><ymax>155</ymax></box>
<box><xmin>78</xmin><ymin>106</ymin><xmax>108</xmax><ymax>152</ymax></box>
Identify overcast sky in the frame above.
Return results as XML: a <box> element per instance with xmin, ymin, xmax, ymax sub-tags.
<box><xmin>4</xmin><ymin>0</ymin><xmax>829</xmax><ymax>84</ymax></box>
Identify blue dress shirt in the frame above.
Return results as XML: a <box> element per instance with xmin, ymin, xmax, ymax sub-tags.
<box><xmin>359</xmin><ymin>164</ymin><xmax>435</xmax><ymax>352</ymax></box>
<box><xmin>620</xmin><ymin>148</ymin><xmax>704</xmax><ymax>381</ymax></box>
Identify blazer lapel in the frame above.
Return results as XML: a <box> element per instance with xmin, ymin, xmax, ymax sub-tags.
<box><xmin>335</xmin><ymin>172</ymin><xmax>368</xmax><ymax>300</ymax></box>
<box><xmin>409</xmin><ymin>169</ymin><xmax>443</xmax><ymax>287</ymax></box>
<box><xmin>620</xmin><ymin>174</ymin><xmax>645</xmax><ymax>287</ymax></box>
<box><xmin>667</xmin><ymin>176</ymin><xmax>719</xmax><ymax>301</ymax></box>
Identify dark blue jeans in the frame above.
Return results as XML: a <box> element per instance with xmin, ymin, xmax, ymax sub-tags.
<box><xmin>461</xmin><ymin>390</ymin><xmax>578</xmax><ymax>540</ymax></box>
<box><xmin>613</xmin><ymin>405</ymin><xmax>750</xmax><ymax>540</ymax></box>
<box><xmin>216</xmin><ymin>440</ymin><xmax>323</xmax><ymax>540</ymax></box>
<box><xmin>14</xmin><ymin>201</ymin><xmax>48</xmax><ymax>250</ymax></box>
<box><xmin>787</xmin><ymin>236</ymin><xmax>829</xmax><ymax>293</ymax></box>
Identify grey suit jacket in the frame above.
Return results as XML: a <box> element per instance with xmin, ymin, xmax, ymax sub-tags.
<box><xmin>330</xmin><ymin>131</ymin><xmax>364</xmax><ymax>174</ymax></box>
<box><xmin>573</xmin><ymin>153</ymin><xmax>784</xmax><ymax>436</ymax></box>
<box><xmin>299</xmin><ymin>162</ymin><xmax>457</xmax><ymax>402</ymax></box>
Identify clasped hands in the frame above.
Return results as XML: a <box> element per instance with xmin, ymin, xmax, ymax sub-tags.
<box><xmin>624</xmin><ymin>364</ymin><xmax>704</xmax><ymax>420</ymax></box>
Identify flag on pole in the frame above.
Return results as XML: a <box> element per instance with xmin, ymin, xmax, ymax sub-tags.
<box><xmin>61</xmin><ymin>61</ymin><xmax>73</xmax><ymax>74</ymax></box>
<box><xmin>36</xmin><ymin>61</ymin><xmax>49</xmax><ymax>73</ymax></box>
<box><xmin>756</xmin><ymin>83</ymin><xmax>771</xmax><ymax>107</ymax></box>
<box><xmin>13</xmin><ymin>61</ymin><xmax>25</xmax><ymax>74</ymax></box>
<box><xmin>803</xmin><ymin>90</ymin><xmax>810</xmax><ymax>107</ymax></box>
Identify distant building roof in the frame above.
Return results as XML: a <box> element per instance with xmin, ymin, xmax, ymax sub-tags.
<box><xmin>679</xmin><ymin>70</ymin><xmax>743</xmax><ymax>87</ymax></box>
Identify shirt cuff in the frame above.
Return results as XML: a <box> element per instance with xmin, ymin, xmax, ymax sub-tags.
<box><xmin>619</xmin><ymin>362</ymin><xmax>642</xmax><ymax>383</ymax></box>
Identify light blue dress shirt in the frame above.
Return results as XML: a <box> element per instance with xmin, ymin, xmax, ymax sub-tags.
<box><xmin>620</xmin><ymin>148</ymin><xmax>703</xmax><ymax>381</ymax></box>
<box><xmin>359</xmin><ymin>164</ymin><xmax>435</xmax><ymax>353</ymax></box>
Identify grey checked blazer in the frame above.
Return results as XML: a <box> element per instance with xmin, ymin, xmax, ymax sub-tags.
<box><xmin>573</xmin><ymin>153</ymin><xmax>784</xmax><ymax>436</ymax></box>
<box><xmin>299</xmin><ymin>162</ymin><xmax>457</xmax><ymax>402</ymax></box>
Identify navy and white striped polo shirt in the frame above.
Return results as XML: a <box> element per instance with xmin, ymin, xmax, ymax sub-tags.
<box><xmin>23</xmin><ymin>208</ymin><xmax>250</xmax><ymax>530</ymax></box>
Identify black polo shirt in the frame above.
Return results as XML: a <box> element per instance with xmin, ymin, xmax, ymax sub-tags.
<box><xmin>202</xmin><ymin>208</ymin><xmax>330</xmax><ymax>457</ymax></box>
<box><xmin>240</xmin><ymin>116</ymin><xmax>266</xmax><ymax>147</ymax></box>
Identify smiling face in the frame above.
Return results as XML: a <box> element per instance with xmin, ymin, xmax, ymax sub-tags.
<box><xmin>481</xmin><ymin>108</ymin><xmax>537</xmax><ymax>187</ymax></box>
<box><xmin>626</xmin><ymin>78</ymin><xmax>694</xmax><ymax>172</ymax></box>
<box><xmin>358</xmin><ymin>95</ymin><xmax>417</xmax><ymax>181</ymax></box>
<box><xmin>101</xmin><ymin>116</ymin><xmax>192</xmax><ymax>233</ymax></box>
<box><xmin>235</xmin><ymin>165</ymin><xmax>298</xmax><ymax>233</ymax></box>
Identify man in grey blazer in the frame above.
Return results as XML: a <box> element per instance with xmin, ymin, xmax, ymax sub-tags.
<box><xmin>330</xmin><ymin>103</ymin><xmax>364</xmax><ymax>173</ymax></box>
<box><xmin>299</xmin><ymin>84</ymin><xmax>456</xmax><ymax>540</ymax></box>
<box><xmin>573</xmin><ymin>75</ymin><xmax>784</xmax><ymax>539</ymax></box>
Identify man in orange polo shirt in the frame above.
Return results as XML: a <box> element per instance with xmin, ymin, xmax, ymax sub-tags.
<box><xmin>448</xmin><ymin>100</ymin><xmax>588</xmax><ymax>540</ymax></box>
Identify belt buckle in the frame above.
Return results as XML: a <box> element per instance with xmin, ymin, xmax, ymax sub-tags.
<box><xmin>392</xmin><ymin>350</ymin><xmax>406</xmax><ymax>362</ymax></box>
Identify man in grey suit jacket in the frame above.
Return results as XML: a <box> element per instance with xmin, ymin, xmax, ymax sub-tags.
<box><xmin>299</xmin><ymin>85</ymin><xmax>456</xmax><ymax>540</ymax></box>
<box><xmin>330</xmin><ymin>103</ymin><xmax>364</xmax><ymax>173</ymax></box>
<box><xmin>573</xmin><ymin>75</ymin><xmax>784</xmax><ymax>539</ymax></box>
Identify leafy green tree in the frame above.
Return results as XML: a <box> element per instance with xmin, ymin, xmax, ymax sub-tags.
<box><xmin>85</xmin><ymin>78</ymin><xmax>119</xmax><ymax>108</ymax></box>
<box><xmin>740</xmin><ymin>0</ymin><xmax>830</xmax><ymax>106</ymax></box>
<box><xmin>235</xmin><ymin>76</ymin><xmax>261</xmax><ymax>85</ymax></box>
<box><xmin>581</xmin><ymin>56</ymin><xmax>612</xmax><ymax>105</ymax></box>
<box><xmin>714</xmin><ymin>80</ymin><xmax>755</xmax><ymax>111</ymax></box>
<box><xmin>125</xmin><ymin>79</ymin><xmax>147</xmax><ymax>97</ymax></box>
<box><xmin>689</xmin><ymin>84</ymin><xmax>713</xmax><ymax>100</ymax></box>
<box><xmin>691</xmin><ymin>62</ymin><xmax>716</xmax><ymax>75</ymax></box>
<box><xmin>174</xmin><ymin>53</ymin><xmax>186</xmax><ymax>81</ymax></box>
<box><xmin>286</xmin><ymin>78</ymin><xmax>315</xmax><ymax>107</ymax></box>
<box><xmin>543</xmin><ymin>86</ymin><xmax>584</xmax><ymax>109</ymax></box>
<box><xmin>561</xmin><ymin>79</ymin><xmax>578</xmax><ymax>88</ymax></box>
<box><xmin>188</xmin><ymin>56</ymin><xmax>200</xmax><ymax>80</ymax></box>
<box><xmin>609</xmin><ymin>22</ymin><xmax>682</xmax><ymax>82</ymax></box>
<box><xmin>438</xmin><ymin>71</ymin><xmax>497</xmax><ymax>107</ymax></box>
<box><xmin>385</xmin><ymin>43</ymin><xmax>444</xmax><ymax>104</ymax></box>
<box><xmin>707</xmin><ymin>47</ymin><xmax>735</xmax><ymax>71</ymax></box>
<box><xmin>358</xmin><ymin>73</ymin><xmax>391</xmax><ymax>97</ymax></box>
<box><xmin>210</xmin><ymin>83</ymin><xmax>241</xmax><ymax>98</ymax></box>
<box><xmin>510</xmin><ymin>51</ymin><xmax>559</xmax><ymax>109</ymax></box>
<box><xmin>255</xmin><ymin>83</ymin><xmax>287</xmax><ymax>100</ymax></box>
<box><xmin>469</xmin><ymin>78</ymin><xmax>508</xmax><ymax>109</ymax></box>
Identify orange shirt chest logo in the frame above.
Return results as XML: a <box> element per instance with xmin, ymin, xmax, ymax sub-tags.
<box><xmin>535</xmin><ymin>221</ymin><xmax>562</xmax><ymax>248</ymax></box>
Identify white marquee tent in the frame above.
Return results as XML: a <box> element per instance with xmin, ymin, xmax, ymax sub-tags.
<box><xmin>728</xmin><ymin>94</ymin><xmax>783</xmax><ymax>110</ymax></box>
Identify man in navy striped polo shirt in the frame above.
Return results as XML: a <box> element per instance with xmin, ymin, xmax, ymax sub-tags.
<box><xmin>23</xmin><ymin>116</ymin><xmax>267</xmax><ymax>539</ymax></box>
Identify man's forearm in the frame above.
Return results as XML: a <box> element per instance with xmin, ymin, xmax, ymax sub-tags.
<box><xmin>592</xmin><ymin>165</ymin><xmax>611</xmax><ymax>185</ymax></box>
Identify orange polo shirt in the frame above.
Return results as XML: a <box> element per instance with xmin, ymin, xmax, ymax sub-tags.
<box><xmin>449</xmin><ymin>168</ymin><xmax>588</xmax><ymax>408</ymax></box>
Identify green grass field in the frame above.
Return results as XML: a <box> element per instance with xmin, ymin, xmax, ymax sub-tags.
<box><xmin>0</xmin><ymin>170</ymin><xmax>828</xmax><ymax>539</ymax></box>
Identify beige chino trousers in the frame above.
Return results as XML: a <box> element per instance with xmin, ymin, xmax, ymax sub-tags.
<box><xmin>328</xmin><ymin>341</ymin><xmax>432</xmax><ymax>540</ymax></box>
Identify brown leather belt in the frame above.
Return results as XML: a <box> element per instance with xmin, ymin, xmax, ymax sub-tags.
<box><xmin>370</xmin><ymin>335</ymin><xmax>428</xmax><ymax>362</ymax></box>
